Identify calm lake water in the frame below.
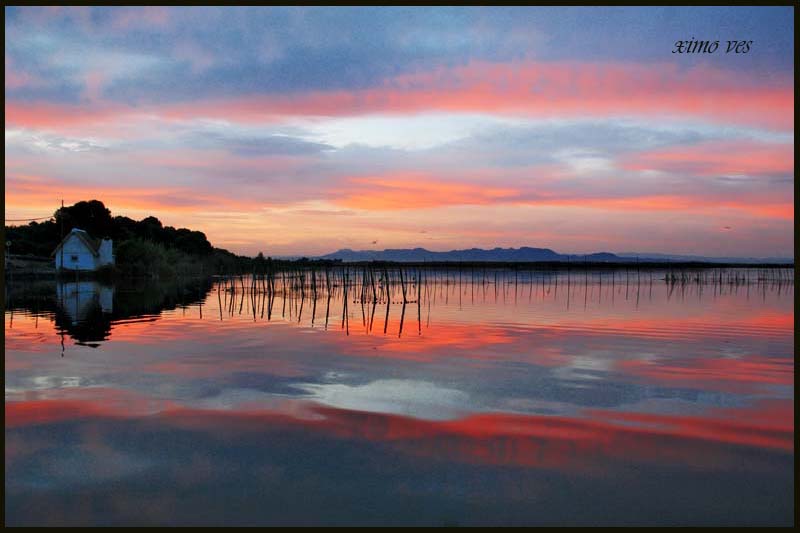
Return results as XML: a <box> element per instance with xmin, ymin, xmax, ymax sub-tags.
<box><xmin>4</xmin><ymin>268</ymin><xmax>794</xmax><ymax>526</ymax></box>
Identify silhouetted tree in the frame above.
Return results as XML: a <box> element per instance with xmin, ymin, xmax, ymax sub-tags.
<box><xmin>7</xmin><ymin>199</ymin><xmax>256</xmax><ymax>275</ymax></box>
<box><xmin>55</xmin><ymin>200</ymin><xmax>113</xmax><ymax>238</ymax></box>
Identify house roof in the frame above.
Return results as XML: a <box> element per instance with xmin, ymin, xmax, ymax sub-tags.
<box><xmin>51</xmin><ymin>228</ymin><xmax>101</xmax><ymax>257</ymax></box>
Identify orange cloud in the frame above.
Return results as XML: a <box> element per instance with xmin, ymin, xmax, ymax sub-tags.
<box><xmin>327</xmin><ymin>173</ymin><xmax>793</xmax><ymax>220</ymax></box>
<box><xmin>4</xmin><ymin>173</ymin><xmax>265</xmax><ymax>215</ymax></box>
<box><xmin>335</xmin><ymin>175</ymin><xmax>519</xmax><ymax>210</ymax></box>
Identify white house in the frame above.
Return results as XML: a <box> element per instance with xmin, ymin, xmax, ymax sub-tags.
<box><xmin>53</xmin><ymin>228</ymin><xmax>114</xmax><ymax>271</ymax></box>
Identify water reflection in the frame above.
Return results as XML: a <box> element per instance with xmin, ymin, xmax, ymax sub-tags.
<box><xmin>57</xmin><ymin>281</ymin><xmax>113</xmax><ymax>322</ymax></box>
<box><xmin>4</xmin><ymin>268</ymin><xmax>795</xmax><ymax>525</ymax></box>
<box><xmin>54</xmin><ymin>282</ymin><xmax>113</xmax><ymax>347</ymax></box>
<box><xmin>6</xmin><ymin>277</ymin><xmax>213</xmax><ymax>348</ymax></box>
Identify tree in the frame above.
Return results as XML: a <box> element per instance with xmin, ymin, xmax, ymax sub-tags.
<box><xmin>55</xmin><ymin>200</ymin><xmax>113</xmax><ymax>237</ymax></box>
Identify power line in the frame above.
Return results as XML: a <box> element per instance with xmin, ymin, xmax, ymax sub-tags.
<box><xmin>5</xmin><ymin>216</ymin><xmax>54</xmax><ymax>222</ymax></box>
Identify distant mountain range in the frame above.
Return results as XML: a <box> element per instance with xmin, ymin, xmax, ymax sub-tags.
<box><xmin>316</xmin><ymin>247</ymin><xmax>793</xmax><ymax>264</ymax></box>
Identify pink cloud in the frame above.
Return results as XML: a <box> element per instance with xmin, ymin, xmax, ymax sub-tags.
<box><xmin>327</xmin><ymin>172</ymin><xmax>793</xmax><ymax>220</ymax></box>
<box><xmin>4</xmin><ymin>101</ymin><xmax>129</xmax><ymax>130</ymax></box>
<box><xmin>4</xmin><ymin>173</ymin><xmax>264</xmax><ymax>215</ymax></box>
<box><xmin>154</xmin><ymin>61</ymin><xmax>793</xmax><ymax>130</ymax></box>
<box><xmin>335</xmin><ymin>174</ymin><xmax>520</xmax><ymax>210</ymax></box>
<box><xmin>622</xmin><ymin>141</ymin><xmax>794</xmax><ymax>176</ymax></box>
<box><xmin>6</xmin><ymin>61</ymin><xmax>794</xmax><ymax>133</ymax></box>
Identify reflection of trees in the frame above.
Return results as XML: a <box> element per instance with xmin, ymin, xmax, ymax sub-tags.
<box><xmin>111</xmin><ymin>278</ymin><xmax>213</xmax><ymax>319</ymax></box>
<box><xmin>6</xmin><ymin>277</ymin><xmax>214</xmax><ymax>346</ymax></box>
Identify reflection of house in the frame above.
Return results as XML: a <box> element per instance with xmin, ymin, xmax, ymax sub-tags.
<box><xmin>57</xmin><ymin>281</ymin><xmax>114</xmax><ymax>325</ymax></box>
<box><xmin>52</xmin><ymin>228</ymin><xmax>114</xmax><ymax>271</ymax></box>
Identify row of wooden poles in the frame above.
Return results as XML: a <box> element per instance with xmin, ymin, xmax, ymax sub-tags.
<box><xmin>214</xmin><ymin>265</ymin><xmax>427</xmax><ymax>336</ymax></box>
<box><xmin>208</xmin><ymin>265</ymin><xmax>793</xmax><ymax>332</ymax></box>
<box><xmin>664</xmin><ymin>267</ymin><xmax>794</xmax><ymax>286</ymax></box>
<box><xmin>218</xmin><ymin>265</ymin><xmax>425</xmax><ymax>303</ymax></box>
<box><xmin>217</xmin><ymin>265</ymin><xmax>794</xmax><ymax>300</ymax></box>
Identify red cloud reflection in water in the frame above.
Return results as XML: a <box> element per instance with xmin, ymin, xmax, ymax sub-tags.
<box><xmin>618</xmin><ymin>356</ymin><xmax>793</xmax><ymax>393</ymax></box>
<box><xmin>6</xmin><ymin>397</ymin><xmax>792</xmax><ymax>474</ymax></box>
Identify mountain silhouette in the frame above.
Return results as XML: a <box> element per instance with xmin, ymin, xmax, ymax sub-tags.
<box><xmin>318</xmin><ymin>247</ymin><xmax>792</xmax><ymax>263</ymax></box>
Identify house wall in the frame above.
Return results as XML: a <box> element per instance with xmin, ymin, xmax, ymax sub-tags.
<box><xmin>54</xmin><ymin>235</ymin><xmax>96</xmax><ymax>271</ymax></box>
<box><xmin>98</xmin><ymin>239</ymin><xmax>114</xmax><ymax>266</ymax></box>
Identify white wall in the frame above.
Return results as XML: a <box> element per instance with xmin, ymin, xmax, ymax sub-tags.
<box><xmin>54</xmin><ymin>234</ymin><xmax>96</xmax><ymax>271</ymax></box>
<box><xmin>98</xmin><ymin>239</ymin><xmax>114</xmax><ymax>266</ymax></box>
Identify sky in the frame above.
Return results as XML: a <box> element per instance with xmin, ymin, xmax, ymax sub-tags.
<box><xmin>4</xmin><ymin>6</ymin><xmax>794</xmax><ymax>257</ymax></box>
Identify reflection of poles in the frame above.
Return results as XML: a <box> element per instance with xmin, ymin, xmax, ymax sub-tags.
<box><xmin>282</xmin><ymin>272</ymin><xmax>287</xmax><ymax>318</ymax></box>
<box><xmin>514</xmin><ymin>269</ymin><xmax>518</xmax><ymax>305</ymax></box>
<box><xmin>598</xmin><ymin>271</ymin><xmax>602</xmax><ymax>304</ymax></box>
<box><xmin>584</xmin><ymin>269</ymin><xmax>588</xmax><ymax>309</ymax></box>
<box><xmin>458</xmin><ymin>267</ymin><xmax>462</xmax><ymax>299</ymax></box>
<box><xmin>383</xmin><ymin>279</ymin><xmax>391</xmax><ymax>335</ymax></box>
<box><xmin>229</xmin><ymin>279</ymin><xmax>236</xmax><ymax>316</ymax></box>
<box><xmin>611</xmin><ymin>270</ymin><xmax>615</xmax><ymax>305</ymax></box>
<box><xmin>298</xmin><ymin>290</ymin><xmax>304</xmax><ymax>323</ymax></box>
<box><xmin>625</xmin><ymin>268</ymin><xmax>630</xmax><ymax>301</ymax></box>
<box><xmin>360</xmin><ymin>279</ymin><xmax>366</xmax><ymax>328</ymax></box>
<box><xmin>250</xmin><ymin>284</ymin><xmax>257</xmax><ymax>322</ymax></box>
<box><xmin>427</xmin><ymin>285</ymin><xmax>431</xmax><ymax>328</ymax></box>
<box><xmin>342</xmin><ymin>267</ymin><xmax>349</xmax><ymax>335</ymax></box>
<box><xmin>471</xmin><ymin>267</ymin><xmax>475</xmax><ymax>304</ymax></box>
<box><xmin>540</xmin><ymin>270</ymin><xmax>545</xmax><ymax>300</ymax></box>
<box><xmin>528</xmin><ymin>270</ymin><xmax>533</xmax><ymax>301</ymax></box>
<box><xmin>311</xmin><ymin>286</ymin><xmax>317</xmax><ymax>327</ymax></box>
<box><xmin>417</xmin><ymin>269</ymin><xmax>422</xmax><ymax>335</ymax></box>
<box><xmin>566</xmin><ymin>268</ymin><xmax>571</xmax><ymax>310</ymax></box>
<box><xmin>267</xmin><ymin>289</ymin><xmax>275</xmax><ymax>321</ymax></box>
<box><xmin>217</xmin><ymin>282</ymin><xmax>223</xmax><ymax>321</ymax></box>
<box><xmin>260</xmin><ymin>289</ymin><xmax>266</xmax><ymax>319</ymax></box>
<box><xmin>553</xmin><ymin>270</ymin><xmax>558</xmax><ymax>301</ymax></box>
<box><xmin>370</xmin><ymin>267</ymin><xmax>378</xmax><ymax>303</ymax></box>
<box><xmin>341</xmin><ymin>269</ymin><xmax>346</xmax><ymax>330</ymax></box>
<box><xmin>398</xmin><ymin>301</ymin><xmax>406</xmax><ymax>338</ymax></box>
<box><xmin>324</xmin><ymin>289</ymin><xmax>331</xmax><ymax>330</ymax></box>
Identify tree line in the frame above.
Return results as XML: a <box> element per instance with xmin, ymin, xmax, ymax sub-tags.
<box><xmin>3</xmin><ymin>200</ymin><xmax>281</xmax><ymax>278</ymax></box>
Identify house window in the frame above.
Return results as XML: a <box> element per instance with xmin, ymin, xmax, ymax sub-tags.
<box><xmin>70</xmin><ymin>255</ymin><xmax>78</xmax><ymax>262</ymax></box>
